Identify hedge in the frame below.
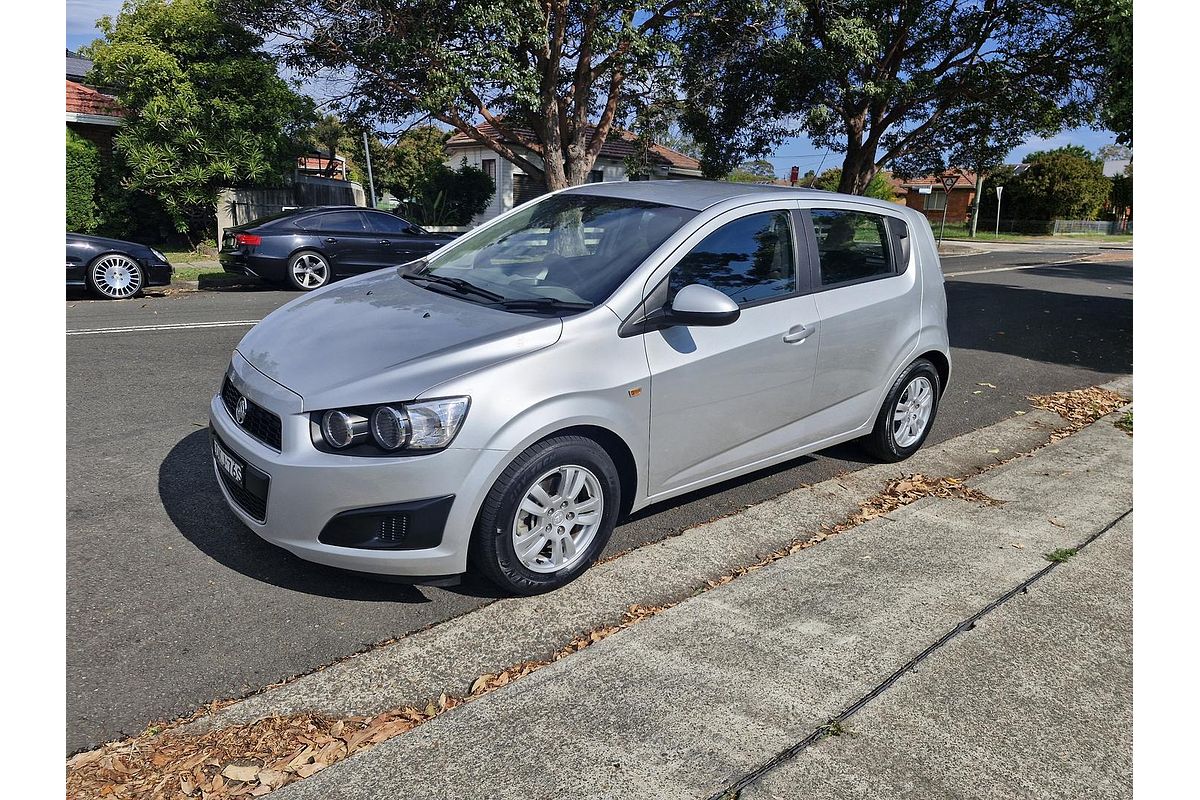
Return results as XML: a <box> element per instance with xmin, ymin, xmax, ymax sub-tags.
<box><xmin>66</xmin><ymin>129</ymin><xmax>100</xmax><ymax>233</ymax></box>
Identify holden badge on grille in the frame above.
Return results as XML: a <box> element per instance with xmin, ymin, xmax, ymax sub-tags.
<box><xmin>235</xmin><ymin>396</ymin><xmax>248</xmax><ymax>425</ymax></box>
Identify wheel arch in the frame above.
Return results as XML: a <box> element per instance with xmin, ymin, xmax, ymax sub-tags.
<box><xmin>916</xmin><ymin>349</ymin><xmax>951</xmax><ymax>396</ymax></box>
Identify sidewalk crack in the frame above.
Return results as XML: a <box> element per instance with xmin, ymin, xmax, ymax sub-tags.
<box><xmin>706</xmin><ymin>507</ymin><xmax>1132</xmax><ymax>800</ymax></box>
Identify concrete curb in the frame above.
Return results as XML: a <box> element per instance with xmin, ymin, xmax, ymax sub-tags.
<box><xmin>177</xmin><ymin>376</ymin><xmax>1129</xmax><ymax>735</ymax></box>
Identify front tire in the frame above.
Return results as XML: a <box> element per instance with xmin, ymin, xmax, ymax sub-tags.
<box><xmin>862</xmin><ymin>358</ymin><xmax>941</xmax><ymax>462</ymax></box>
<box><xmin>471</xmin><ymin>436</ymin><xmax>621</xmax><ymax>595</ymax></box>
<box><xmin>87</xmin><ymin>253</ymin><xmax>144</xmax><ymax>300</ymax></box>
<box><xmin>287</xmin><ymin>250</ymin><xmax>331</xmax><ymax>291</ymax></box>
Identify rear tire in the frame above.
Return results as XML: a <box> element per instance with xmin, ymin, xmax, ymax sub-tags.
<box><xmin>286</xmin><ymin>250</ymin><xmax>331</xmax><ymax>291</ymax></box>
<box><xmin>862</xmin><ymin>358</ymin><xmax>941</xmax><ymax>462</ymax></box>
<box><xmin>471</xmin><ymin>436</ymin><xmax>621</xmax><ymax>595</ymax></box>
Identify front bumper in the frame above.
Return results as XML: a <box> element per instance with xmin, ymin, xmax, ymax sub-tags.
<box><xmin>144</xmin><ymin>259</ymin><xmax>173</xmax><ymax>287</ymax></box>
<box><xmin>208</xmin><ymin>356</ymin><xmax>507</xmax><ymax>576</ymax></box>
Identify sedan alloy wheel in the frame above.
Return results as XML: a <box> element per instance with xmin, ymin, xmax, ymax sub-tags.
<box><xmin>89</xmin><ymin>254</ymin><xmax>144</xmax><ymax>299</ymax></box>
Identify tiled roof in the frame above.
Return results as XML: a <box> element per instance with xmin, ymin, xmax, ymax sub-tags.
<box><xmin>896</xmin><ymin>169</ymin><xmax>978</xmax><ymax>190</ymax></box>
<box><xmin>66</xmin><ymin>80</ymin><xmax>123</xmax><ymax>118</ymax></box>
<box><xmin>447</xmin><ymin>122</ymin><xmax>702</xmax><ymax>172</ymax></box>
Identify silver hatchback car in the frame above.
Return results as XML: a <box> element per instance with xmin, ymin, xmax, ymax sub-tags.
<box><xmin>210</xmin><ymin>181</ymin><xmax>949</xmax><ymax>594</ymax></box>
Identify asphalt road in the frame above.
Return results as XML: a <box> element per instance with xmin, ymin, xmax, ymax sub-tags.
<box><xmin>65</xmin><ymin>242</ymin><xmax>1132</xmax><ymax>753</ymax></box>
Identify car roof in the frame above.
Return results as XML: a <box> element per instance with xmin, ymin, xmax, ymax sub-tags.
<box><xmin>560</xmin><ymin>179</ymin><xmax>899</xmax><ymax>213</ymax></box>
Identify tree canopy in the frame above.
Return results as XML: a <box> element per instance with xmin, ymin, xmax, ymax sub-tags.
<box><xmin>86</xmin><ymin>0</ymin><xmax>314</xmax><ymax>237</ymax></box>
<box><xmin>227</xmin><ymin>0</ymin><xmax>691</xmax><ymax>192</ymax></box>
<box><xmin>980</xmin><ymin>146</ymin><xmax>1112</xmax><ymax>221</ymax></box>
<box><xmin>680</xmin><ymin>0</ymin><xmax>1110</xmax><ymax>195</ymax></box>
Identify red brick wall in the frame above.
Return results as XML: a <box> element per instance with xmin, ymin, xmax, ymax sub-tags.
<box><xmin>904</xmin><ymin>188</ymin><xmax>976</xmax><ymax>224</ymax></box>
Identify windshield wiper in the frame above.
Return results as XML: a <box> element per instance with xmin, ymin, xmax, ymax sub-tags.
<box><xmin>495</xmin><ymin>297</ymin><xmax>594</xmax><ymax>313</ymax></box>
<box><xmin>403</xmin><ymin>272</ymin><xmax>504</xmax><ymax>302</ymax></box>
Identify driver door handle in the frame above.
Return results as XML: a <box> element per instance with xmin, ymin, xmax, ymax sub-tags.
<box><xmin>324</xmin><ymin>237</ymin><xmax>338</xmax><ymax>243</ymax></box>
<box><xmin>783</xmin><ymin>324</ymin><xmax>815</xmax><ymax>344</ymax></box>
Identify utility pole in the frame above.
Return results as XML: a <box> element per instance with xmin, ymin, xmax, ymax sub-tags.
<box><xmin>362</xmin><ymin>131</ymin><xmax>377</xmax><ymax>208</ymax></box>
<box><xmin>968</xmin><ymin>170</ymin><xmax>984</xmax><ymax>237</ymax></box>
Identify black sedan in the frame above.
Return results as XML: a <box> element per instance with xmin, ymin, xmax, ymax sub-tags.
<box><xmin>219</xmin><ymin>207</ymin><xmax>455</xmax><ymax>291</ymax></box>
<box><xmin>66</xmin><ymin>233</ymin><xmax>173</xmax><ymax>299</ymax></box>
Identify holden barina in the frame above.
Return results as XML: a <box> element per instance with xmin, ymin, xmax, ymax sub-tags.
<box><xmin>210</xmin><ymin>181</ymin><xmax>950</xmax><ymax>594</ymax></box>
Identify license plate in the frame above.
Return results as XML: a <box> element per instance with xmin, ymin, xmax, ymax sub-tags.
<box><xmin>213</xmin><ymin>438</ymin><xmax>244</xmax><ymax>486</ymax></box>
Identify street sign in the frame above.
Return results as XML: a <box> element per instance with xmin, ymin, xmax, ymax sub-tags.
<box><xmin>939</xmin><ymin>173</ymin><xmax>961</xmax><ymax>193</ymax></box>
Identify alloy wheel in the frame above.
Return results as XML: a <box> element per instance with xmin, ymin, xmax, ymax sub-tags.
<box><xmin>892</xmin><ymin>375</ymin><xmax>934</xmax><ymax>448</ymax></box>
<box><xmin>511</xmin><ymin>465</ymin><xmax>605</xmax><ymax>573</ymax></box>
<box><xmin>91</xmin><ymin>254</ymin><xmax>143</xmax><ymax>299</ymax></box>
<box><xmin>291</xmin><ymin>253</ymin><xmax>329</xmax><ymax>289</ymax></box>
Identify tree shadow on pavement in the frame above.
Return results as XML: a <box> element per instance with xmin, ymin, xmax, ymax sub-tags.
<box><xmin>158</xmin><ymin>429</ymin><xmax>504</xmax><ymax>603</ymax></box>
<box><xmin>946</xmin><ymin>272</ymin><xmax>1132</xmax><ymax>374</ymax></box>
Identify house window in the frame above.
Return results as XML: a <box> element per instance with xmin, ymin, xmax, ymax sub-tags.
<box><xmin>588</xmin><ymin>169</ymin><xmax>605</xmax><ymax>183</ymax></box>
<box><xmin>481</xmin><ymin>159</ymin><xmax>497</xmax><ymax>180</ymax></box>
<box><xmin>924</xmin><ymin>190</ymin><xmax>947</xmax><ymax>211</ymax></box>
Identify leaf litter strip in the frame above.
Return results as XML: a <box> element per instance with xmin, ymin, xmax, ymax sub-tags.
<box><xmin>66</xmin><ymin>387</ymin><xmax>1128</xmax><ymax>800</ymax></box>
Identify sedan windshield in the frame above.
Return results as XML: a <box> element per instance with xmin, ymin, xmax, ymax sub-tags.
<box><xmin>419</xmin><ymin>193</ymin><xmax>696</xmax><ymax>309</ymax></box>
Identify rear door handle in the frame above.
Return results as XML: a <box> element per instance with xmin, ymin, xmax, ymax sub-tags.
<box><xmin>324</xmin><ymin>237</ymin><xmax>338</xmax><ymax>243</ymax></box>
<box><xmin>783</xmin><ymin>324</ymin><xmax>815</xmax><ymax>344</ymax></box>
<box><xmin>378</xmin><ymin>240</ymin><xmax>392</xmax><ymax>246</ymax></box>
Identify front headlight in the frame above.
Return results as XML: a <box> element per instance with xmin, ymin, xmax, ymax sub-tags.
<box><xmin>318</xmin><ymin>396</ymin><xmax>470</xmax><ymax>453</ymax></box>
<box><xmin>149</xmin><ymin>248</ymin><xmax>168</xmax><ymax>263</ymax></box>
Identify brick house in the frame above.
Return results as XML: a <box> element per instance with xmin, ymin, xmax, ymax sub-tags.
<box><xmin>446</xmin><ymin>122</ymin><xmax>703</xmax><ymax>224</ymax></box>
<box><xmin>896</xmin><ymin>169</ymin><xmax>978</xmax><ymax>224</ymax></box>
<box><xmin>66</xmin><ymin>51</ymin><xmax>124</xmax><ymax>148</ymax></box>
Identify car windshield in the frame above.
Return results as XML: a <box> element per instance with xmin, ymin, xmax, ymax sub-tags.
<box><xmin>418</xmin><ymin>193</ymin><xmax>696</xmax><ymax>309</ymax></box>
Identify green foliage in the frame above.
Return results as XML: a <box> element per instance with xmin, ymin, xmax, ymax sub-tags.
<box><xmin>812</xmin><ymin>168</ymin><xmax>896</xmax><ymax>201</ymax></box>
<box><xmin>1109</xmin><ymin>164</ymin><xmax>1132</xmax><ymax>219</ymax></box>
<box><xmin>401</xmin><ymin>160</ymin><xmax>495</xmax><ymax>226</ymax></box>
<box><xmin>681</xmin><ymin>1</ymin><xmax>1103</xmax><ymax>194</ymax></box>
<box><xmin>1011</xmin><ymin>147</ymin><xmax>1112</xmax><ymax>220</ymax></box>
<box><xmin>1096</xmin><ymin>0</ymin><xmax>1132</xmax><ymax>145</ymax></box>
<box><xmin>724</xmin><ymin>159</ymin><xmax>778</xmax><ymax>183</ymax></box>
<box><xmin>85</xmin><ymin>0</ymin><xmax>314</xmax><ymax>239</ymax></box>
<box><xmin>66</xmin><ymin>130</ymin><xmax>101</xmax><ymax>233</ymax></box>
<box><xmin>228</xmin><ymin>0</ymin><xmax>686</xmax><ymax>191</ymax></box>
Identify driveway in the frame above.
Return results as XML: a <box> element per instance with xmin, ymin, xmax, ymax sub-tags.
<box><xmin>65</xmin><ymin>243</ymin><xmax>1132</xmax><ymax>753</ymax></box>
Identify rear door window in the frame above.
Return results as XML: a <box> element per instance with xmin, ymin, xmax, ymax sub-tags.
<box><xmin>669</xmin><ymin>210</ymin><xmax>797</xmax><ymax>306</ymax></box>
<box><xmin>810</xmin><ymin>209</ymin><xmax>894</xmax><ymax>286</ymax></box>
<box><xmin>311</xmin><ymin>211</ymin><xmax>369</xmax><ymax>232</ymax></box>
<box><xmin>365</xmin><ymin>211</ymin><xmax>413</xmax><ymax>234</ymax></box>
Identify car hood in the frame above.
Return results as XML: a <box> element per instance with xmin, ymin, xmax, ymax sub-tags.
<box><xmin>68</xmin><ymin>233</ymin><xmax>150</xmax><ymax>253</ymax></box>
<box><xmin>236</xmin><ymin>270</ymin><xmax>563</xmax><ymax>411</ymax></box>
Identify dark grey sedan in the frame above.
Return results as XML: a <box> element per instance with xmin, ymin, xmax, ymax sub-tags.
<box><xmin>66</xmin><ymin>233</ymin><xmax>174</xmax><ymax>299</ymax></box>
<box><xmin>219</xmin><ymin>207</ymin><xmax>455</xmax><ymax>291</ymax></box>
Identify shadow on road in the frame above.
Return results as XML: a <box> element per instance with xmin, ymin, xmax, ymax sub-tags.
<box><xmin>946</xmin><ymin>267</ymin><xmax>1132</xmax><ymax>374</ymax></box>
<box><xmin>158</xmin><ymin>429</ymin><xmax>504</xmax><ymax>602</ymax></box>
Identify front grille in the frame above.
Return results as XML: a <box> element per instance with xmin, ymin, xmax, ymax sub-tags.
<box><xmin>217</xmin><ymin>462</ymin><xmax>268</xmax><ymax>522</ymax></box>
<box><xmin>222</xmin><ymin>376</ymin><xmax>283</xmax><ymax>450</ymax></box>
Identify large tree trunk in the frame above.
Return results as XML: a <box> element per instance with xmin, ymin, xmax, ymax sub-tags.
<box><xmin>837</xmin><ymin>121</ymin><xmax>881</xmax><ymax>195</ymax></box>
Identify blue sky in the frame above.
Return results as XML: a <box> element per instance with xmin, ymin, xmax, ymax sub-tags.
<box><xmin>68</xmin><ymin>0</ymin><xmax>1117</xmax><ymax>176</ymax></box>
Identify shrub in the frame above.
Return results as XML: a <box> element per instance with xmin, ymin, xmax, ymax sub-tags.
<box><xmin>66</xmin><ymin>129</ymin><xmax>100</xmax><ymax>233</ymax></box>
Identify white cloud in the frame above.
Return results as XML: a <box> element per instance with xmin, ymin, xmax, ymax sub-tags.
<box><xmin>66</xmin><ymin>0</ymin><xmax>124</xmax><ymax>37</ymax></box>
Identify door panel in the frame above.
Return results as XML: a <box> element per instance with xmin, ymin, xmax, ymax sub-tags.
<box><xmin>645</xmin><ymin>207</ymin><xmax>820</xmax><ymax>495</ymax></box>
<box><xmin>646</xmin><ymin>298</ymin><xmax>820</xmax><ymax>493</ymax></box>
<box><xmin>310</xmin><ymin>211</ymin><xmax>375</xmax><ymax>274</ymax></box>
<box><xmin>804</xmin><ymin>207</ymin><xmax>920</xmax><ymax>441</ymax></box>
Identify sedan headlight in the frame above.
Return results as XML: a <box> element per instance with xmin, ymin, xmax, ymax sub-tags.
<box><xmin>149</xmin><ymin>248</ymin><xmax>168</xmax><ymax>263</ymax></box>
<box><xmin>318</xmin><ymin>397</ymin><xmax>470</xmax><ymax>453</ymax></box>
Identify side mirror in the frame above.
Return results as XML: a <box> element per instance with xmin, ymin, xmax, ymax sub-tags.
<box><xmin>665</xmin><ymin>284</ymin><xmax>741</xmax><ymax>327</ymax></box>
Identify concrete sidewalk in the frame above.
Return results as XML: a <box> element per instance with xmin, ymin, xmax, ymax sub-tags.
<box><xmin>273</xmin><ymin>406</ymin><xmax>1132</xmax><ymax>799</ymax></box>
